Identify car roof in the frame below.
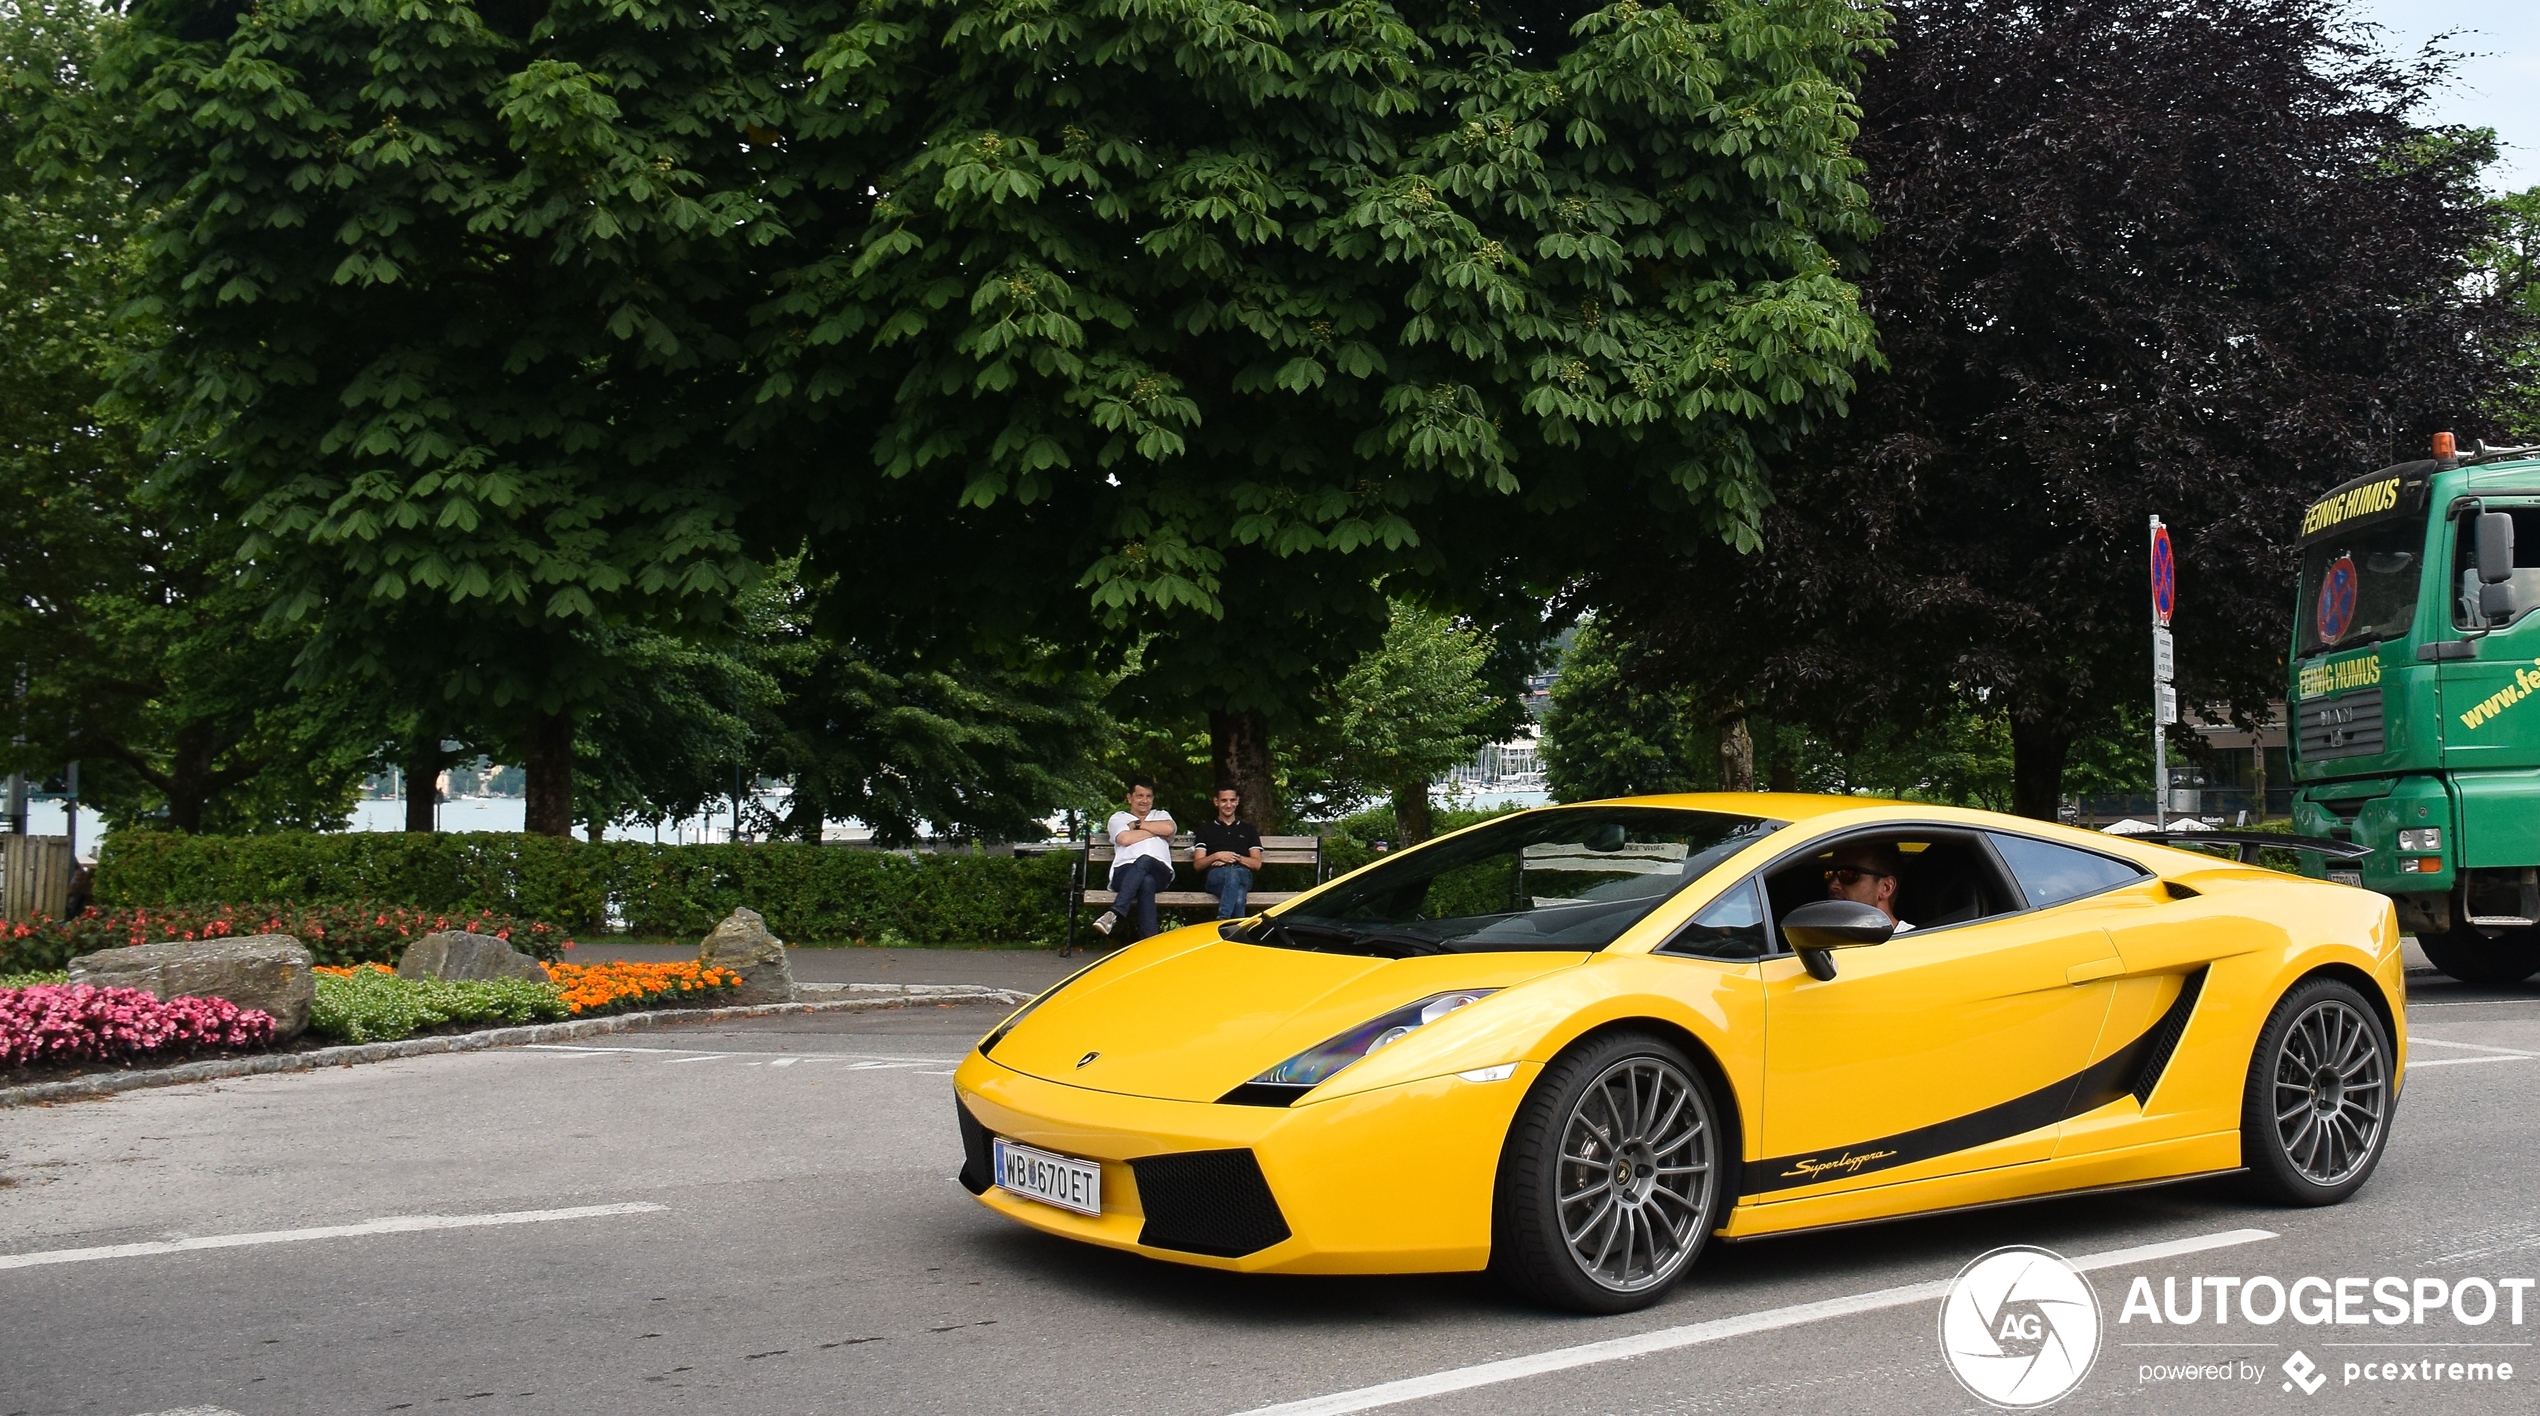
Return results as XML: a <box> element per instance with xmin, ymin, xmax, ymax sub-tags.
<box><xmin>1567</xmin><ymin>792</ymin><xmax>2240</xmax><ymax>876</ymax></box>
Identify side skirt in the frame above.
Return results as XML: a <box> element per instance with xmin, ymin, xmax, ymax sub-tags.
<box><xmin>1715</xmin><ymin>1166</ymin><xmax>2248</xmax><ymax>1244</ymax></box>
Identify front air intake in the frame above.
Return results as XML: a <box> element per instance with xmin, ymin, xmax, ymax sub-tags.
<box><xmin>1130</xmin><ymin>1149</ymin><xmax>1292</xmax><ymax>1257</ymax></box>
<box><xmin>956</xmin><ymin>1101</ymin><xmax>994</xmax><ymax>1195</ymax></box>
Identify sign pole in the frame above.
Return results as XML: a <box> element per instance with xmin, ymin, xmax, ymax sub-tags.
<box><xmin>2150</xmin><ymin>516</ymin><xmax>2177</xmax><ymax>832</ymax></box>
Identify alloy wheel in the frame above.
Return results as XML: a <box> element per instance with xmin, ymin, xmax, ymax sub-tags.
<box><xmin>1556</xmin><ymin>1055</ymin><xmax>1714</xmax><ymax>1292</ymax></box>
<box><xmin>2270</xmin><ymin>998</ymin><xmax>2387</xmax><ymax>1186</ymax></box>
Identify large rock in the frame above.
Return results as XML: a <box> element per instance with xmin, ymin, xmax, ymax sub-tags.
<box><xmin>397</xmin><ymin>930</ymin><xmax>549</xmax><ymax>983</ymax></box>
<box><xmin>698</xmin><ymin>907</ymin><xmax>796</xmax><ymax>1005</ymax></box>
<box><xmin>68</xmin><ymin>934</ymin><xmax>315</xmax><ymax>1040</ymax></box>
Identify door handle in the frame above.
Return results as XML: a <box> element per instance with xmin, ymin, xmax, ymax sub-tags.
<box><xmin>2066</xmin><ymin>957</ymin><xmax>2123</xmax><ymax>985</ymax></box>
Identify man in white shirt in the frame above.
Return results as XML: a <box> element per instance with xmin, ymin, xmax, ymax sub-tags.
<box><xmin>1092</xmin><ymin>776</ymin><xmax>1176</xmax><ymax>943</ymax></box>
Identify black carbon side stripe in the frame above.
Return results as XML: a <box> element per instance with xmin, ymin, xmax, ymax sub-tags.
<box><xmin>2129</xmin><ymin>967</ymin><xmax>2208</xmax><ymax>1104</ymax></box>
<box><xmin>1741</xmin><ymin>967</ymin><xmax>2211</xmax><ymax>1196</ymax></box>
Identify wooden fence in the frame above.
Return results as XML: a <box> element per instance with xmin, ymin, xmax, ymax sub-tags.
<box><xmin>1</xmin><ymin>835</ymin><xmax>72</xmax><ymax>922</ymax></box>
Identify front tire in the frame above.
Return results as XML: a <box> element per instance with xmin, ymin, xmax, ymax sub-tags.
<box><xmin>2419</xmin><ymin>925</ymin><xmax>2540</xmax><ymax>986</ymax></box>
<box><xmin>1491</xmin><ymin>1031</ymin><xmax>1724</xmax><ymax>1313</ymax></box>
<box><xmin>2240</xmin><ymin>978</ymin><xmax>2394</xmax><ymax>1206</ymax></box>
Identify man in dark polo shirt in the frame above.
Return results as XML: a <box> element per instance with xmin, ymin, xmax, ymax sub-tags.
<box><xmin>1190</xmin><ymin>784</ymin><xmax>1265</xmax><ymax>920</ymax></box>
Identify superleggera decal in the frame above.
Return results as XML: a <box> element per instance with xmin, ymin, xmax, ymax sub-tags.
<box><xmin>1742</xmin><ymin>968</ymin><xmax>2209</xmax><ymax>1196</ymax></box>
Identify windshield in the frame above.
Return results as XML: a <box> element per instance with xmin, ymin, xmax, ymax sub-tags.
<box><xmin>2297</xmin><ymin>517</ymin><xmax>2424</xmax><ymax>656</ymax></box>
<box><xmin>1253</xmin><ymin>807</ymin><xmax>1783</xmax><ymax>957</ymax></box>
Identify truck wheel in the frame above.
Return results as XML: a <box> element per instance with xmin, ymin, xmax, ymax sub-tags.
<box><xmin>2418</xmin><ymin>926</ymin><xmax>2540</xmax><ymax>986</ymax></box>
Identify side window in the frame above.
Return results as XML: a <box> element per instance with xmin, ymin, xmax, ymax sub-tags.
<box><xmin>2452</xmin><ymin>506</ymin><xmax>2540</xmax><ymax>630</ymax></box>
<box><xmin>1987</xmin><ymin>833</ymin><xmax>2148</xmax><ymax>908</ymax></box>
<box><xmin>1658</xmin><ymin>879</ymin><xmax>1772</xmax><ymax>961</ymax></box>
<box><xmin>1762</xmin><ymin>831</ymin><xmax>2022</xmax><ymax>939</ymax></box>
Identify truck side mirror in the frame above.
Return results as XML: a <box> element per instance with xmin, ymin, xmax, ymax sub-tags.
<box><xmin>2478</xmin><ymin>512</ymin><xmax>2521</xmax><ymax>623</ymax></box>
<box><xmin>2477</xmin><ymin>512</ymin><xmax>2514</xmax><ymax>585</ymax></box>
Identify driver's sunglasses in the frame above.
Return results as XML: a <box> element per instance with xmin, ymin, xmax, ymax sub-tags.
<box><xmin>1824</xmin><ymin>866</ymin><xmax>1892</xmax><ymax>886</ymax></box>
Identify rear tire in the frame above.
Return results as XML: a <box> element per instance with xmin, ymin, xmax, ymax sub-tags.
<box><xmin>2419</xmin><ymin>925</ymin><xmax>2540</xmax><ymax>986</ymax></box>
<box><xmin>1491</xmin><ymin>1031</ymin><xmax>1724</xmax><ymax>1314</ymax></box>
<box><xmin>2239</xmin><ymin>977</ymin><xmax>2394</xmax><ymax>1206</ymax></box>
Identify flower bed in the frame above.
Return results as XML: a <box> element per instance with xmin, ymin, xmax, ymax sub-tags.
<box><xmin>1</xmin><ymin>983</ymin><xmax>275</xmax><ymax>1070</ymax></box>
<box><xmin>542</xmin><ymin>960</ymin><xmax>742</xmax><ymax>1016</ymax></box>
<box><xmin>1</xmin><ymin>902</ymin><xmax>576</xmax><ymax>974</ymax></box>
<box><xmin>307</xmin><ymin>964</ymin><xmax>570</xmax><ymax>1044</ymax></box>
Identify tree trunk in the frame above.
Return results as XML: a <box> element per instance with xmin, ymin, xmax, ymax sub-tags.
<box><xmin>402</xmin><ymin>733</ymin><xmax>443</xmax><ymax>833</ymax></box>
<box><xmin>2010</xmin><ymin>718</ymin><xmax>2071</xmax><ymax>822</ymax></box>
<box><xmin>585</xmin><ymin>818</ymin><xmax>605</xmax><ymax>844</ymax></box>
<box><xmin>2250</xmin><ymin>741</ymin><xmax>2268</xmax><ymax>823</ymax></box>
<box><xmin>1208</xmin><ymin>708</ymin><xmax>1278</xmax><ymax>830</ymax></box>
<box><xmin>162</xmin><ymin>723</ymin><xmax>215</xmax><ymax>834</ymax></box>
<box><xmin>1391</xmin><ymin>781</ymin><xmax>1435</xmax><ymax>846</ymax></box>
<box><xmin>523</xmin><ymin>711</ymin><xmax>575</xmax><ymax>838</ymax></box>
<box><xmin>1715</xmin><ymin>702</ymin><xmax>1755</xmax><ymax>792</ymax></box>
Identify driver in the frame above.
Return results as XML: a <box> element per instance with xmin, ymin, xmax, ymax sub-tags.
<box><xmin>1826</xmin><ymin>841</ymin><xmax>1914</xmax><ymax>933</ymax></box>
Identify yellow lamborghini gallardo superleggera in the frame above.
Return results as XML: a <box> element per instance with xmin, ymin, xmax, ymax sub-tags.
<box><xmin>953</xmin><ymin>796</ymin><xmax>2404</xmax><ymax>1311</ymax></box>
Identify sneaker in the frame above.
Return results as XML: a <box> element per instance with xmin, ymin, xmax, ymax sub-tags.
<box><xmin>1091</xmin><ymin>910</ymin><xmax>1117</xmax><ymax>936</ymax></box>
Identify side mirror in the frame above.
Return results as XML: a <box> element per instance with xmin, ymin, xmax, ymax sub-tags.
<box><xmin>1781</xmin><ymin>899</ymin><xmax>1897</xmax><ymax>981</ymax></box>
<box><xmin>2479</xmin><ymin>513</ymin><xmax>2522</xmax><ymax>624</ymax></box>
<box><xmin>2477</xmin><ymin>511</ymin><xmax>2515</xmax><ymax>586</ymax></box>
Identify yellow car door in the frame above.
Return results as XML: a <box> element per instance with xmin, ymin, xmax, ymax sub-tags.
<box><xmin>1753</xmin><ymin>828</ymin><xmax>2124</xmax><ymax>1201</ymax></box>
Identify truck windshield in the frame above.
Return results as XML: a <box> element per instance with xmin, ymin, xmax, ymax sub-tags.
<box><xmin>1249</xmin><ymin>806</ymin><xmax>1782</xmax><ymax>956</ymax></box>
<box><xmin>2298</xmin><ymin>518</ymin><xmax>2424</xmax><ymax>656</ymax></box>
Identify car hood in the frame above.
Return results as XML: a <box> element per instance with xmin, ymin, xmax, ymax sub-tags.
<box><xmin>989</xmin><ymin>935</ymin><xmax>1588</xmax><ymax>1102</ymax></box>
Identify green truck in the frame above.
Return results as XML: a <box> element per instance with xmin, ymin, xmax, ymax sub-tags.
<box><xmin>2289</xmin><ymin>434</ymin><xmax>2540</xmax><ymax>985</ymax></box>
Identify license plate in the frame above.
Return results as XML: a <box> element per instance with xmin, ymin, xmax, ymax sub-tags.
<box><xmin>992</xmin><ymin>1138</ymin><xmax>1102</xmax><ymax>1216</ymax></box>
<box><xmin>2329</xmin><ymin>870</ymin><xmax>2363</xmax><ymax>888</ymax></box>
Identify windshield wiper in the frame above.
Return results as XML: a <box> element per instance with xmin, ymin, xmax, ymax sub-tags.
<box><xmin>1261</xmin><ymin>921</ymin><xmax>1452</xmax><ymax>958</ymax></box>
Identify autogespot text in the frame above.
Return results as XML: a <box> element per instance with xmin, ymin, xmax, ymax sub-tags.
<box><xmin>2122</xmin><ymin>1272</ymin><xmax>2531</xmax><ymax>1391</ymax></box>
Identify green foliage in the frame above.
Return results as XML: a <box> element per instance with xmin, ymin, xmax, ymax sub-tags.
<box><xmin>0</xmin><ymin>900</ymin><xmax>573</xmax><ymax>973</ymax></box>
<box><xmin>764</xmin><ymin>0</ymin><xmax>1886</xmax><ymax>779</ymax></box>
<box><xmin>0</xmin><ymin>0</ymin><xmax>379</xmax><ymax>832</ymax></box>
<box><xmin>94</xmin><ymin>832</ymin><xmax>1076</xmax><ymax>946</ymax></box>
<box><xmin>308</xmin><ymin>969</ymin><xmax>567</xmax><ymax>1045</ymax></box>
<box><xmin>2482</xmin><ymin>184</ymin><xmax>2540</xmax><ymax>439</ymax></box>
<box><xmin>1289</xmin><ymin>603</ymin><xmax>1502</xmax><ymax>819</ymax></box>
<box><xmin>1540</xmin><ymin>621</ymin><xmax>1716</xmax><ymax>800</ymax></box>
<box><xmin>0</xmin><ymin>970</ymin><xmax>68</xmax><ymax>989</ymax></box>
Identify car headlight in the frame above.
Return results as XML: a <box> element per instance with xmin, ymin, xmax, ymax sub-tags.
<box><xmin>1218</xmin><ymin>991</ymin><xmax>1498</xmax><ymax>1105</ymax></box>
<box><xmin>2398</xmin><ymin>828</ymin><xmax>2442</xmax><ymax>852</ymax></box>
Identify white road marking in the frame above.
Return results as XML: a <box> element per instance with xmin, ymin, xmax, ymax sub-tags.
<box><xmin>525</xmin><ymin>1043</ymin><xmax>959</xmax><ymax>1065</ymax></box>
<box><xmin>0</xmin><ymin>1203</ymin><xmax>669</xmax><ymax>1273</ymax></box>
<box><xmin>2410</xmin><ymin>1055</ymin><xmax>2534</xmax><ymax>1068</ymax></box>
<box><xmin>1229</xmin><ymin>1227</ymin><xmax>2278</xmax><ymax>1416</ymax></box>
<box><xmin>2410</xmin><ymin>1036</ymin><xmax>2540</xmax><ymax>1057</ymax></box>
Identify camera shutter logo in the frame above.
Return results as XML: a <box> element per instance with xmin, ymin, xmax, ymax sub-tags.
<box><xmin>1938</xmin><ymin>1246</ymin><xmax>2102</xmax><ymax>1408</ymax></box>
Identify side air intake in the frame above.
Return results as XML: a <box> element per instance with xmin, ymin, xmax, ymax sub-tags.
<box><xmin>2130</xmin><ymin>968</ymin><xmax>2209</xmax><ymax>1105</ymax></box>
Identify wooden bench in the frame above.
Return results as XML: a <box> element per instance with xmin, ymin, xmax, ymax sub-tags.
<box><xmin>1029</xmin><ymin>833</ymin><xmax>1325</xmax><ymax>950</ymax></box>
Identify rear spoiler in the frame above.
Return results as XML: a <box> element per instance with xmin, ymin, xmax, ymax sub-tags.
<box><xmin>2131</xmin><ymin>830</ymin><xmax>2371</xmax><ymax>865</ymax></box>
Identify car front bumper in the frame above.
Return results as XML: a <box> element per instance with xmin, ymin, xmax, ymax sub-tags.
<box><xmin>952</xmin><ymin>1049</ymin><xmax>1537</xmax><ymax>1274</ymax></box>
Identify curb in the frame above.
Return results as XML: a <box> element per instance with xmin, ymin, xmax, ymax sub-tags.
<box><xmin>0</xmin><ymin>983</ymin><xmax>1027</xmax><ymax>1109</ymax></box>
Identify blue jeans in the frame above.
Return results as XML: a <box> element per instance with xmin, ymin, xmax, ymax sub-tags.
<box><xmin>1205</xmin><ymin>863</ymin><xmax>1255</xmax><ymax>919</ymax></box>
<box><xmin>1108</xmin><ymin>857</ymin><xmax>1173</xmax><ymax>944</ymax></box>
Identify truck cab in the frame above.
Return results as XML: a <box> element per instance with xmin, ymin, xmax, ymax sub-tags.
<box><xmin>2288</xmin><ymin>440</ymin><xmax>2540</xmax><ymax>985</ymax></box>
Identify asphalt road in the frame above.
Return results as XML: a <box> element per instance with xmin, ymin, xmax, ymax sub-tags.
<box><xmin>2</xmin><ymin>977</ymin><xmax>2536</xmax><ymax>1416</ymax></box>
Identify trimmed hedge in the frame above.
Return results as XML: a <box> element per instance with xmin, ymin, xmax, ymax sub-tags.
<box><xmin>95</xmin><ymin>832</ymin><xmax>1075</xmax><ymax>946</ymax></box>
